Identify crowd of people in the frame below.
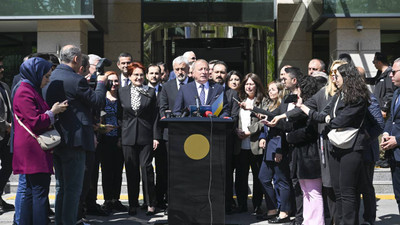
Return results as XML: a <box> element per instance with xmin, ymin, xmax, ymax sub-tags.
<box><xmin>0</xmin><ymin>45</ymin><xmax>399</xmax><ymax>225</ymax></box>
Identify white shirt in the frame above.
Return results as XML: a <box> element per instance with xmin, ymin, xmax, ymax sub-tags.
<box><xmin>175</xmin><ymin>77</ymin><xmax>189</xmax><ymax>90</ymax></box>
<box><xmin>148</xmin><ymin>83</ymin><xmax>161</xmax><ymax>96</ymax></box>
<box><xmin>121</xmin><ymin>74</ymin><xmax>131</xmax><ymax>87</ymax></box>
<box><xmin>240</xmin><ymin>98</ymin><xmax>254</xmax><ymax>150</ymax></box>
<box><xmin>195</xmin><ymin>81</ymin><xmax>209</xmax><ymax>105</ymax></box>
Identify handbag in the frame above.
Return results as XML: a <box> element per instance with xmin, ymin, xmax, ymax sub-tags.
<box><xmin>15</xmin><ymin>114</ymin><xmax>61</xmax><ymax>151</ymax></box>
<box><xmin>327</xmin><ymin>96</ymin><xmax>365</xmax><ymax>149</ymax></box>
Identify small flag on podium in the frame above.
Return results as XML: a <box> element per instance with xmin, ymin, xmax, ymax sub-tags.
<box><xmin>211</xmin><ymin>94</ymin><xmax>223</xmax><ymax>116</ymax></box>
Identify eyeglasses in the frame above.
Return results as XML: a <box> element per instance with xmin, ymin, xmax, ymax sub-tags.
<box><xmin>329</xmin><ymin>69</ymin><xmax>337</xmax><ymax>77</ymax></box>
<box><xmin>391</xmin><ymin>69</ymin><xmax>400</xmax><ymax>75</ymax></box>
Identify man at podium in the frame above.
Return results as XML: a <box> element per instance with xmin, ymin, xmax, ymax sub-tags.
<box><xmin>173</xmin><ymin>59</ymin><xmax>228</xmax><ymax>117</ymax></box>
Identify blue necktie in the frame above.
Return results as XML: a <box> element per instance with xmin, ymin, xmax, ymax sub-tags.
<box><xmin>395</xmin><ymin>96</ymin><xmax>400</xmax><ymax>113</ymax></box>
<box><xmin>199</xmin><ymin>84</ymin><xmax>205</xmax><ymax>105</ymax></box>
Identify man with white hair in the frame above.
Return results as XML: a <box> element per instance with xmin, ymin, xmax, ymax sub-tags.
<box><xmin>88</xmin><ymin>54</ymin><xmax>101</xmax><ymax>75</ymax></box>
<box><xmin>183</xmin><ymin>51</ymin><xmax>196</xmax><ymax>64</ymax></box>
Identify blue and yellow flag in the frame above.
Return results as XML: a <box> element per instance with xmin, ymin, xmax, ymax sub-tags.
<box><xmin>211</xmin><ymin>93</ymin><xmax>223</xmax><ymax>116</ymax></box>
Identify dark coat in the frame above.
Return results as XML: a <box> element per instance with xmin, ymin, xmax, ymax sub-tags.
<box><xmin>308</xmin><ymin>92</ymin><xmax>369</xmax><ymax>152</ymax></box>
<box><xmin>43</xmin><ymin>64</ymin><xmax>106</xmax><ymax>151</ymax></box>
<box><xmin>118</xmin><ymin>85</ymin><xmax>159</xmax><ymax>146</ymax></box>
<box><xmin>384</xmin><ymin>88</ymin><xmax>400</xmax><ymax>161</ymax></box>
<box><xmin>172</xmin><ymin>81</ymin><xmax>228</xmax><ymax>117</ymax></box>
<box><xmin>286</xmin><ymin>117</ymin><xmax>321</xmax><ymax>179</ymax></box>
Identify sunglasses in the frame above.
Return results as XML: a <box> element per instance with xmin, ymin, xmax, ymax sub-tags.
<box><xmin>329</xmin><ymin>69</ymin><xmax>337</xmax><ymax>77</ymax></box>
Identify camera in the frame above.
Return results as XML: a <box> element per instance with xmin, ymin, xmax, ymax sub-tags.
<box><xmin>88</xmin><ymin>58</ymin><xmax>112</xmax><ymax>89</ymax></box>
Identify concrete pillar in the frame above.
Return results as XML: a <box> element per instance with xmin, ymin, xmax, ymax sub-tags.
<box><xmin>104</xmin><ymin>0</ymin><xmax>142</xmax><ymax>68</ymax></box>
<box><xmin>329</xmin><ymin>18</ymin><xmax>380</xmax><ymax>77</ymax></box>
<box><xmin>277</xmin><ymin>2</ymin><xmax>312</xmax><ymax>73</ymax></box>
<box><xmin>37</xmin><ymin>20</ymin><xmax>88</xmax><ymax>54</ymax></box>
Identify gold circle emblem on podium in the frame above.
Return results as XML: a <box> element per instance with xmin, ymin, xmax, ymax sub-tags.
<box><xmin>183</xmin><ymin>134</ymin><xmax>210</xmax><ymax>160</ymax></box>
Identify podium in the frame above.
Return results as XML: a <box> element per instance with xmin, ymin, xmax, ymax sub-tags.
<box><xmin>162</xmin><ymin>117</ymin><xmax>233</xmax><ymax>225</ymax></box>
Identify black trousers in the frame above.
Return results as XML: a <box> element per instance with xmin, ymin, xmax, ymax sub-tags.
<box><xmin>389</xmin><ymin>159</ymin><xmax>400</xmax><ymax>214</ymax></box>
<box><xmin>0</xmin><ymin>137</ymin><xmax>12</xmax><ymax>196</ymax></box>
<box><xmin>99</xmin><ymin>136</ymin><xmax>124</xmax><ymax>201</ymax></box>
<box><xmin>322</xmin><ymin>186</ymin><xmax>336</xmax><ymax>225</ymax></box>
<box><xmin>155</xmin><ymin>140</ymin><xmax>168</xmax><ymax>205</ymax></box>
<box><xmin>86</xmin><ymin>150</ymin><xmax>101</xmax><ymax>207</ymax></box>
<box><xmin>359</xmin><ymin>161</ymin><xmax>376</xmax><ymax>224</ymax></box>
<box><xmin>234</xmin><ymin>150</ymin><xmax>263</xmax><ymax>210</ymax></box>
<box><xmin>329</xmin><ymin>150</ymin><xmax>363</xmax><ymax>225</ymax></box>
<box><xmin>78</xmin><ymin>151</ymin><xmax>96</xmax><ymax>216</ymax></box>
<box><xmin>123</xmin><ymin>144</ymin><xmax>156</xmax><ymax>208</ymax></box>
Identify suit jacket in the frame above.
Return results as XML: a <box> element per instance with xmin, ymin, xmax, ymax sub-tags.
<box><xmin>43</xmin><ymin>64</ymin><xmax>106</xmax><ymax>151</ymax></box>
<box><xmin>0</xmin><ymin>81</ymin><xmax>11</xmax><ymax>141</ymax></box>
<box><xmin>13</xmin><ymin>82</ymin><xmax>53</xmax><ymax>174</ymax></box>
<box><xmin>172</xmin><ymin>81</ymin><xmax>227</xmax><ymax>116</ymax></box>
<box><xmin>384</xmin><ymin>88</ymin><xmax>400</xmax><ymax>161</ymax></box>
<box><xmin>119</xmin><ymin>85</ymin><xmax>159</xmax><ymax>146</ymax></box>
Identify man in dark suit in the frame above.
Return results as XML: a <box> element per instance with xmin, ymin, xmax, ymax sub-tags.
<box><xmin>273</xmin><ymin>67</ymin><xmax>304</xmax><ymax>224</ymax></box>
<box><xmin>381</xmin><ymin>57</ymin><xmax>400</xmax><ymax>214</ymax></box>
<box><xmin>158</xmin><ymin>56</ymin><xmax>190</xmax><ymax>213</ymax></box>
<box><xmin>173</xmin><ymin>59</ymin><xmax>226</xmax><ymax>116</ymax></box>
<box><xmin>0</xmin><ymin>56</ymin><xmax>14</xmax><ymax>213</ymax></box>
<box><xmin>117</xmin><ymin>52</ymin><xmax>132</xmax><ymax>88</ymax></box>
<box><xmin>43</xmin><ymin>45</ymin><xmax>108</xmax><ymax>225</ymax></box>
<box><xmin>210</xmin><ymin>60</ymin><xmax>240</xmax><ymax>214</ymax></box>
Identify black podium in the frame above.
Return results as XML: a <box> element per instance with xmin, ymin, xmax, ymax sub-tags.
<box><xmin>162</xmin><ymin>117</ymin><xmax>233</xmax><ymax>225</ymax></box>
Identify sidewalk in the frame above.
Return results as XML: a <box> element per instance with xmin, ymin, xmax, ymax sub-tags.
<box><xmin>1</xmin><ymin>194</ymin><xmax>399</xmax><ymax>224</ymax></box>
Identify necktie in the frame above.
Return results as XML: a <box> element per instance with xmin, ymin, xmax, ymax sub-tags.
<box><xmin>199</xmin><ymin>84</ymin><xmax>205</xmax><ymax>105</ymax></box>
<box><xmin>124</xmin><ymin>78</ymin><xmax>130</xmax><ymax>87</ymax></box>
<box><xmin>395</xmin><ymin>95</ymin><xmax>400</xmax><ymax>113</ymax></box>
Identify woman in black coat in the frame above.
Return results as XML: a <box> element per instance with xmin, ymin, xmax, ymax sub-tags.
<box><xmin>119</xmin><ymin>62</ymin><xmax>159</xmax><ymax>216</ymax></box>
<box><xmin>297</xmin><ymin>63</ymin><xmax>370</xmax><ymax>225</ymax></box>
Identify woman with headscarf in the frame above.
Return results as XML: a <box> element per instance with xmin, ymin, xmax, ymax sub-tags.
<box><xmin>13</xmin><ymin>57</ymin><xmax>67</xmax><ymax>224</ymax></box>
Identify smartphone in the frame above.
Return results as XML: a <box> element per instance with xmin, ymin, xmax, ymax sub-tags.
<box><xmin>284</xmin><ymin>94</ymin><xmax>298</xmax><ymax>103</ymax></box>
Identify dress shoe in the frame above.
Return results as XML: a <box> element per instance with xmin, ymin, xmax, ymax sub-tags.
<box><xmin>0</xmin><ymin>198</ymin><xmax>14</xmax><ymax>211</ymax></box>
<box><xmin>256</xmin><ymin>213</ymin><xmax>278</xmax><ymax>221</ymax></box>
<box><xmin>102</xmin><ymin>201</ymin><xmax>113</xmax><ymax>214</ymax></box>
<box><xmin>85</xmin><ymin>204</ymin><xmax>109</xmax><ymax>216</ymax></box>
<box><xmin>146</xmin><ymin>206</ymin><xmax>156</xmax><ymax>216</ymax></box>
<box><xmin>268</xmin><ymin>216</ymin><xmax>291</xmax><ymax>224</ymax></box>
<box><xmin>128</xmin><ymin>207</ymin><xmax>137</xmax><ymax>216</ymax></box>
<box><xmin>113</xmin><ymin>200</ymin><xmax>127</xmax><ymax>212</ymax></box>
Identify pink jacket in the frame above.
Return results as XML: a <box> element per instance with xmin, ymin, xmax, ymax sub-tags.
<box><xmin>13</xmin><ymin>82</ymin><xmax>53</xmax><ymax>174</ymax></box>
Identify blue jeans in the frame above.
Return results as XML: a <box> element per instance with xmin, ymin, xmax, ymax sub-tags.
<box><xmin>14</xmin><ymin>174</ymin><xmax>26</xmax><ymax>225</ymax></box>
<box><xmin>53</xmin><ymin>147</ymin><xmax>86</xmax><ymax>225</ymax></box>
<box><xmin>20</xmin><ymin>173</ymin><xmax>51</xmax><ymax>225</ymax></box>
<box><xmin>258</xmin><ymin>160</ymin><xmax>291</xmax><ymax>212</ymax></box>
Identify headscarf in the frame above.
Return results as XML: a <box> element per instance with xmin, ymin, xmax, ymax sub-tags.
<box><xmin>19</xmin><ymin>57</ymin><xmax>52</xmax><ymax>93</ymax></box>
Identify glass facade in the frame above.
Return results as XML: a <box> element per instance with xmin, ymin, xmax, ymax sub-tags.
<box><xmin>324</xmin><ymin>0</ymin><xmax>400</xmax><ymax>16</ymax></box>
<box><xmin>0</xmin><ymin>0</ymin><xmax>93</xmax><ymax>18</ymax></box>
<box><xmin>142</xmin><ymin>0</ymin><xmax>275</xmax><ymax>23</ymax></box>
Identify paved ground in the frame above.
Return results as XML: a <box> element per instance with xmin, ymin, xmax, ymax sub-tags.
<box><xmin>1</xmin><ymin>194</ymin><xmax>399</xmax><ymax>224</ymax></box>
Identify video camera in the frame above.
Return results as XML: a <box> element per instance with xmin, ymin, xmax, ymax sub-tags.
<box><xmin>88</xmin><ymin>58</ymin><xmax>112</xmax><ymax>90</ymax></box>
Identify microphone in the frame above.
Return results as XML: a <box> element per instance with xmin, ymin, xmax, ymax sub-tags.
<box><xmin>205</xmin><ymin>111</ymin><xmax>213</xmax><ymax>118</ymax></box>
<box><xmin>195</xmin><ymin>96</ymin><xmax>200</xmax><ymax>110</ymax></box>
<box><xmin>181</xmin><ymin>107</ymin><xmax>190</xmax><ymax>118</ymax></box>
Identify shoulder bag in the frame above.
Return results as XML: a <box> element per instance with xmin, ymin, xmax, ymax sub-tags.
<box><xmin>15</xmin><ymin>114</ymin><xmax>61</xmax><ymax>151</ymax></box>
<box><xmin>327</xmin><ymin>96</ymin><xmax>365</xmax><ymax>149</ymax></box>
